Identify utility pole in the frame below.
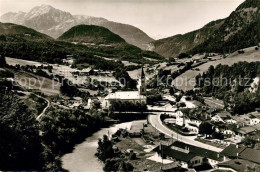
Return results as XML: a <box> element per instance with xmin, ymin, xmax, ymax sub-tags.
<box><xmin>160</xmin><ymin>141</ymin><xmax>163</xmax><ymax>171</ymax></box>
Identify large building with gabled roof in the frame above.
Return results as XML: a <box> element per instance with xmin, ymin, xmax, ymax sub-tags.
<box><xmin>102</xmin><ymin>67</ymin><xmax>147</xmax><ymax>109</ymax></box>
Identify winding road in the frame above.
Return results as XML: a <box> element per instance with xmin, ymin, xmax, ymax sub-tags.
<box><xmin>35</xmin><ymin>94</ymin><xmax>50</xmax><ymax>121</ymax></box>
<box><xmin>148</xmin><ymin>114</ymin><xmax>223</xmax><ymax>152</ymax></box>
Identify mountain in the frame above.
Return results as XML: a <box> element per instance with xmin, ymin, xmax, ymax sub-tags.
<box><xmin>58</xmin><ymin>25</ymin><xmax>126</xmax><ymax>44</ymax></box>
<box><xmin>191</xmin><ymin>0</ymin><xmax>260</xmax><ymax>54</ymax></box>
<box><xmin>151</xmin><ymin>0</ymin><xmax>260</xmax><ymax>58</ymax></box>
<box><xmin>0</xmin><ymin>22</ymin><xmax>51</xmax><ymax>40</ymax></box>
<box><xmin>150</xmin><ymin>19</ymin><xmax>224</xmax><ymax>58</ymax></box>
<box><xmin>0</xmin><ymin>4</ymin><xmax>153</xmax><ymax>49</ymax></box>
<box><xmin>0</xmin><ymin>12</ymin><xmax>26</xmax><ymax>25</ymax></box>
<box><xmin>0</xmin><ymin>22</ymin><xmax>163</xmax><ymax>69</ymax></box>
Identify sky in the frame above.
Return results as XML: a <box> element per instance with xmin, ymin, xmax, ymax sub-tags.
<box><xmin>0</xmin><ymin>0</ymin><xmax>245</xmax><ymax>39</ymax></box>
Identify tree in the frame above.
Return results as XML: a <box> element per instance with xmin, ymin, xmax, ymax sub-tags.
<box><xmin>96</xmin><ymin>135</ymin><xmax>115</xmax><ymax>161</ymax></box>
<box><xmin>0</xmin><ymin>91</ymin><xmax>43</xmax><ymax>170</ymax></box>
<box><xmin>104</xmin><ymin>158</ymin><xmax>134</xmax><ymax>171</ymax></box>
<box><xmin>0</xmin><ymin>55</ymin><xmax>6</xmax><ymax>67</ymax></box>
<box><xmin>175</xmin><ymin>94</ymin><xmax>182</xmax><ymax>102</ymax></box>
<box><xmin>169</xmin><ymin>87</ymin><xmax>176</xmax><ymax>95</ymax></box>
<box><xmin>60</xmin><ymin>79</ymin><xmax>80</xmax><ymax>97</ymax></box>
<box><xmin>199</xmin><ymin>122</ymin><xmax>215</xmax><ymax>137</ymax></box>
<box><xmin>212</xmin><ymin>132</ymin><xmax>224</xmax><ymax>140</ymax></box>
<box><xmin>243</xmin><ymin>137</ymin><xmax>256</xmax><ymax>147</ymax></box>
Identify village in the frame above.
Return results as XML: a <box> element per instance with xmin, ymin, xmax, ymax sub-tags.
<box><xmin>2</xmin><ymin>0</ymin><xmax>260</xmax><ymax>171</ymax></box>
<box><xmin>5</xmin><ymin>52</ymin><xmax>260</xmax><ymax>172</ymax></box>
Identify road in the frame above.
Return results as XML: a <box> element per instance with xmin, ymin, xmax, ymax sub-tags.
<box><xmin>35</xmin><ymin>94</ymin><xmax>50</xmax><ymax>121</ymax></box>
<box><xmin>148</xmin><ymin>114</ymin><xmax>223</xmax><ymax>152</ymax></box>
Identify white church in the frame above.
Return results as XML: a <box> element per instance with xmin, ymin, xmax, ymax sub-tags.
<box><xmin>102</xmin><ymin>68</ymin><xmax>147</xmax><ymax>109</ymax></box>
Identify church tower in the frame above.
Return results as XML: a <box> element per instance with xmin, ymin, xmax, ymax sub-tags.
<box><xmin>139</xmin><ymin>67</ymin><xmax>146</xmax><ymax>95</ymax></box>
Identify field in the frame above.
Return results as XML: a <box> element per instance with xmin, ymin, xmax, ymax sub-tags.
<box><xmin>6</xmin><ymin>57</ymin><xmax>121</xmax><ymax>86</ymax></box>
<box><xmin>173</xmin><ymin>46</ymin><xmax>260</xmax><ymax>91</ymax></box>
<box><xmin>128</xmin><ymin>62</ymin><xmax>168</xmax><ymax>80</ymax></box>
<box><xmin>6</xmin><ymin>57</ymin><xmax>43</xmax><ymax>66</ymax></box>
<box><xmin>14</xmin><ymin>71</ymin><xmax>61</xmax><ymax>95</ymax></box>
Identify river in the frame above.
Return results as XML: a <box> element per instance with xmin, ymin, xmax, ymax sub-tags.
<box><xmin>61</xmin><ymin>121</ymin><xmax>133</xmax><ymax>172</ymax></box>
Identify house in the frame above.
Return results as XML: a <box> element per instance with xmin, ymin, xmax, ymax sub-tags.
<box><xmin>62</xmin><ymin>55</ymin><xmax>75</xmax><ymax>65</ymax></box>
<box><xmin>176</xmin><ymin>111</ymin><xmax>185</xmax><ymax>126</ymax></box>
<box><xmin>231</xmin><ymin>115</ymin><xmax>251</xmax><ymax>126</ymax></box>
<box><xmin>153</xmin><ymin>144</ymin><xmax>203</xmax><ymax>169</ymax></box>
<box><xmin>211</xmin><ymin>115</ymin><xmax>224</xmax><ymax>123</ymax></box>
<box><xmin>248</xmin><ymin>112</ymin><xmax>260</xmax><ymax>126</ymax></box>
<box><xmin>235</xmin><ymin>126</ymin><xmax>256</xmax><ymax>137</ymax></box>
<box><xmin>249</xmin><ymin>117</ymin><xmax>260</xmax><ymax>126</ymax></box>
<box><xmin>87</xmin><ymin>97</ymin><xmax>100</xmax><ymax>109</ymax></box>
<box><xmin>102</xmin><ymin>68</ymin><xmax>147</xmax><ymax>109</ymax></box>
<box><xmin>171</xmin><ymin>113</ymin><xmax>201</xmax><ymax>133</ymax></box>
<box><xmin>221</xmin><ymin>144</ymin><xmax>260</xmax><ymax>167</ymax></box>
<box><xmin>239</xmin><ymin>147</ymin><xmax>260</xmax><ymax>164</ymax></box>
<box><xmin>171</xmin><ymin>141</ymin><xmax>224</xmax><ymax>167</ymax></box>
<box><xmin>225</xmin><ymin>119</ymin><xmax>237</xmax><ymax>124</ymax></box>
<box><xmin>80</xmin><ymin>67</ymin><xmax>93</xmax><ymax>76</ymax></box>
<box><xmin>221</xmin><ymin>144</ymin><xmax>246</xmax><ymax>161</ymax></box>
<box><xmin>211</xmin><ymin>111</ymin><xmax>231</xmax><ymax>123</ymax></box>
<box><xmin>223</xmin><ymin>129</ymin><xmax>236</xmax><ymax>136</ymax></box>
<box><xmin>217</xmin><ymin>159</ymin><xmax>260</xmax><ymax>172</ymax></box>
<box><xmin>154</xmin><ymin>141</ymin><xmax>224</xmax><ymax>169</ymax></box>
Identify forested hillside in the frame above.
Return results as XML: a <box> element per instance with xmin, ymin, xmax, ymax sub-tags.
<box><xmin>151</xmin><ymin>19</ymin><xmax>224</xmax><ymax>58</ymax></box>
<box><xmin>195</xmin><ymin>61</ymin><xmax>260</xmax><ymax>114</ymax></box>
<box><xmin>191</xmin><ymin>0</ymin><xmax>260</xmax><ymax>54</ymax></box>
<box><xmin>58</xmin><ymin>25</ymin><xmax>126</xmax><ymax>44</ymax></box>
<box><xmin>0</xmin><ymin>23</ymin><xmax>164</xmax><ymax>70</ymax></box>
<box><xmin>151</xmin><ymin>0</ymin><xmax>260</xmax><ymax>57</ymax></box>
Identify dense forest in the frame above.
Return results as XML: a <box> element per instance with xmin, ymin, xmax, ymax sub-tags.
<box><xmin>0</xmin><ymin>83</ymin><xmax>43</xmax><ymax>170</ymax></box>
<box><xmin>58</xmin><ymin>25</ymin><xmax>126</xmax><ymax>44</ymax></box>
<box><xmin>195</xmin><ymin>62</ymin><xmax>260</xmax><ymax>114</ymax></box>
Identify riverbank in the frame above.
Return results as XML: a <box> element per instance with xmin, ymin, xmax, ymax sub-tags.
<box><xmin>93</xmin><ymin>120</ymin><xmax>177</xmax><ymax>171</ymax></box>
<box><xmin>61</xmin><ymin>122</ymin><xmax>133</xmax><ymax>171</ymax></box>
<box><xmin>60</xmin><ymin>111</ymin><xmax>150</xmax><ymax>171</ymax></box>
<box><xmin>55</xmin><ymin>110</ymin><xmax>158</xmax><ymax>171</ymax></box>
<box><xmin>40</xmin><ymin>108</ymin><xmax>115</xmax><ymax>170</ymax></box>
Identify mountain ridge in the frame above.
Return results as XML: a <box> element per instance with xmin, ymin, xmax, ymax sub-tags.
<box><xmin>0</xmin><ymin>22</ymin><xmax>51</xmax><ymax>40</ymax></box>
<box><xmin>0</xmin><ymin>5</ymin><xmax>153</xmax><ymax>49</ymax></box>
<box><xmin>152</xmin><ymin>0</ymin><xmax>260</xmax><ymax>58</ymax></box>
<box><xmin>191</xmin><ymin>0</ymin><xmax>260</xmax><ymax>54</ymax></box>
<box><xmin>150</xmin><ymin>19</ymin><xmax>225</xmax><ymax>58</ymax></box>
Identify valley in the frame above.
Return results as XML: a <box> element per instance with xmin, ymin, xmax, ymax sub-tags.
<box><xmin>1</xmin><ymin>0</ymin><xmax>260</xmax><ymax>172</ymax></box>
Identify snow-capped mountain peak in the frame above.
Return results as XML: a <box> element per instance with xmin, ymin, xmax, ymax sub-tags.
<box><xmin>26</xmin><ymin>4</ymin><xmax>54</xmax><ymax>18</ymax></box>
